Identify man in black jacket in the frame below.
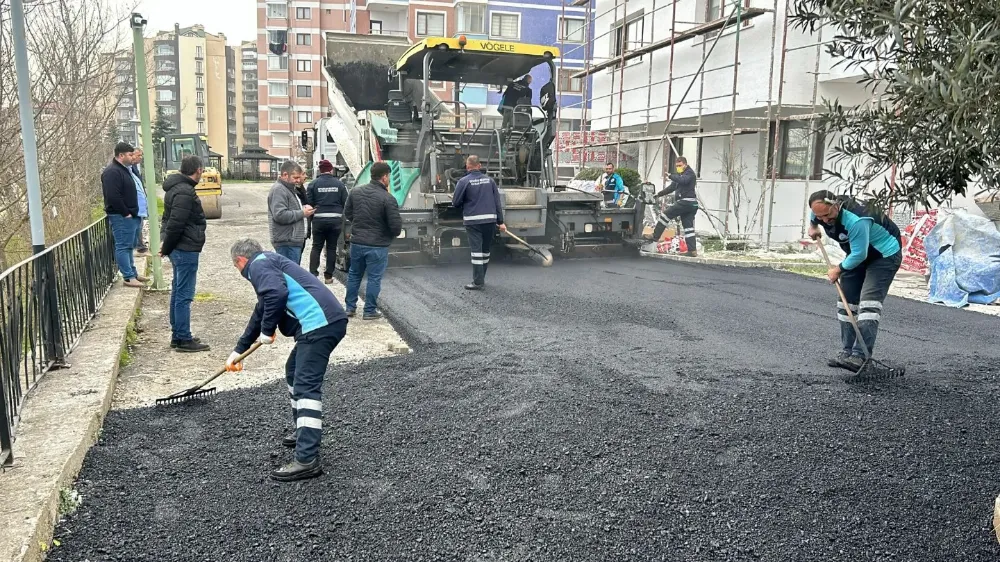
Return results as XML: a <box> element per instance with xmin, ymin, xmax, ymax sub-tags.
<box><xmin>102</xmin><ymin>142</ymin><xmax>146</xmax><ymax>288</ymax></box>
<box><xmin>452</xmin><ymin>155</ymin><xmax>506</xmax><ymax>290</ymax></box>
<box><xmin>159</xmin><ymin>156</ymin><xmax>210</xmax><ymax>353</ymax></box>
<box><xmin>306</xmin><ymin>159</ymin><xmax>347</xmax><ymax>283</ymax></box>
<box><xmin>644</xmin><ymin>156</ymin><xmax>700</xmax><ymax>257</ymax></box>
<box><xmin>343</xmin><ymin>161</ymin><xmax>402</xmax><ymax>320</ymax></box>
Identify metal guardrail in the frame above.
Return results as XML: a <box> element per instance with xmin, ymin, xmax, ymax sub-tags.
<box><xmin>0</xmin><ymin>217</ymin><xmax>116</xmax><ymax>466</ymax></box>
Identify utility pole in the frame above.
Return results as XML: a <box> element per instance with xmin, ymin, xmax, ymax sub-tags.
<box><xmin>131</xmin><ymin>12</ymin><xmax>165</xmax><ymax>289</ymax></box>
<box><xmin>11</xmin><ymin>0</ymin><xmax>45</xmax><ymax>254</ymax></box>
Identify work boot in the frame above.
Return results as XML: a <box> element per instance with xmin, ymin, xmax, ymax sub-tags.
<box><xmin>837</xmin><ymin>354</ymin><xmax>865</xmax><ymax>373</ymax></box>
<box><xmin>135</xmin><ymin>274</ymin><xmax>150</xmax><ymax>283</ymax></box>
<box><xmin>175</xmin><ymin>339</ymin><xmax>211</xmax><ymax>353</ymax></box>
<box><xmin>363</xmin><ymin>310</ymin><xmax>384</xmax><ymax>320</ymax></box>
<box><xmin>684</xmin><ymin>250</ymin><xmax>698</xmax><ymax>258</ymax></box>
<box><xmin>464</xmin><ymin>283</ymin><xmax>483</xmax><ymax>291</ymax></box>
<box><xmin>324</xmin><ymin>275</ymin><xmax>334</xmax><ymax>285</ymax></box>
<box><xmin>271</xmin><ymin>457</ymin><xmax>322</xmax><ymax>482</ymax></box>
<box><xmin>346</xmin><ymin>309</ymin><xmax>356</xmax><ymax>318</ymax></box>
<box><xmin>123</xmin><ymin>278</ymin><xmax>144</xmax><ymax>288</ymax></box>
<box><xmin>827</xmin><ymin>351</ymin><xmax>851</xmax><ymax>368</ymax></box>
<box><xmin>135</xmin><ymin>249</ymin><xmax>152</xmax><ymax>258</ymax></box>
<box><xmin>282</xmin><ymin>431</ymin><xmax>297</xmax><ymax>448</ymax></box>
<box><xmin>171</xmin><ymin>337</ymin><xmax>202</xmax><ymax>349</ymax></box>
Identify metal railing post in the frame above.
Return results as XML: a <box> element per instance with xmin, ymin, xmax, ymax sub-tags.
<box><xmin>81</xmin><ymin>227</ymin><xmax>97</xmax><ymax>314</ymax></box>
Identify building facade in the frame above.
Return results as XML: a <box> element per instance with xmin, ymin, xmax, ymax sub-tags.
<box><xmin>256</xmin><ymin>0</ymin><xmax>591</xmax><ymax>162</ymax></box>
<box><xmin>241</xmin><ymin>41</ymin><xmax>260</xmax><ymax>148</ymax></box>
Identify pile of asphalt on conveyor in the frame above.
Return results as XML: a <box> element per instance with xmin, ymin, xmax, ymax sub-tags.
<box><xmin>327</xmin><ymin>61</ymin><xmax>396</xmax><ymax>111</ymax></box>
<box><xmin>48</xmin><ymin>260</ymin><xmax>1000</xmax><ymax>561</ymax></box>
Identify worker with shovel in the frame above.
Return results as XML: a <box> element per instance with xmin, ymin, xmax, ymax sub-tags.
<box><xmin>452</xmin><ymin>155</ymin><xmax>507</xmax><ymax>291</ymax></box>
<box><xmin>808</xmin><ymin>191</ymin><xmax>902</xmax><ymax>373</ymax></box>
<box><xmin>225</xmin><ymin>238</ymin><xmax>349</xmax><ymax>482</ymax></box>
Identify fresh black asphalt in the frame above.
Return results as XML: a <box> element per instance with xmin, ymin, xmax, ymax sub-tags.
<box><xmin>49</xmin><ymin>258</ymin><xmax>1000</xmax><ymax>561</ymax></box>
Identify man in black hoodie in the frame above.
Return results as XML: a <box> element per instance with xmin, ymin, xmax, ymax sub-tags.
<box><xmin>159</xmin><ymin>156</ymin><xmax>210</xmax><ymax>353</ymax></box>
<box><xmin>306</xmin><ymin>159</ymin><xmax>347</xmax><ymax>283</ymax></box>
<box><xmin>102</xmin><ymin>142</ymin><xmax>146</xmax><ymax>288</ymax></box>
<box><xmin>644</xmin><ymin>156</ymin><xmax>700</xmax><ymax>257</ymax></box>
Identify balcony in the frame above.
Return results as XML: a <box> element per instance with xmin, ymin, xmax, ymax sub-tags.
<box><xmin>369</xmin><ymin>29</ymin><xmax>408</xmax><ymax>37</ymax></box>
<box><xmin>367</xmin><ymin>0</ymin><xmax>407</xmax><ymax>9</ymax></box>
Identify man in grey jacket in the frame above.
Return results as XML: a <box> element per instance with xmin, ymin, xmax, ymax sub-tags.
<box><xmin>268</xmin><ymin>160</ymin><xmax>314</xmax><ymax>264</ymax></box>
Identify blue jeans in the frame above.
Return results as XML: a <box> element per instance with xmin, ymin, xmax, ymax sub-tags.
<box><xmin>344</xmin><ymin>244</ymin><xmax>389</xmax><ymax>315</ymax></box>
<box><xmin>108</xmin><ymin>214</ymin><xmax>138</xmax><ymax>280</ymax></box>
<box><xmin>133</xmin><ymin>217</ymin><xmax>147</xmax><ymax>251</ymax></box>
<box><xmin>167</xmin><ymin>249</ymin><xmax>200</xmax><ymax>341</ymax></box>
<box><xmin>274</xmin><ymin>245</ymin><xmax>303</xmax><ymax>265</ymax></box>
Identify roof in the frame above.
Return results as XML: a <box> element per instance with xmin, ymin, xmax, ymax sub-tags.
<box><xmin>234</xmin><ymin>146</ymin><xmax>279</xmax><ymax>161</ymax></box>
<box><xmin>396</xmin><ymin>37</ymin><xmax>560</xmax><ymax>85</ymax></box>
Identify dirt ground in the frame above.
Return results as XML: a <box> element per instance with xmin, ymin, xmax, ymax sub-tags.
<box><xmin>112</xmin><ymin>182</ymin><xmax>408</xmax><ymax>410</ymax></box>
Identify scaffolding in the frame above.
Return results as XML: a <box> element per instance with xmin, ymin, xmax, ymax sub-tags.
<box><xmin>555</xmin><ymin>0</ymin><xmax>828</xmax><ymax>249</ymax></box>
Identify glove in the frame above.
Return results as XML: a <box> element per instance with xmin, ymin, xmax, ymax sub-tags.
<box><xmin>225</xmin><ymin>351</ymin><xmax>243</xmax><ymax>372</ymax></box>
<box><xmin>257</xmin><ymin>333</ymin><xmax>275</xmax><ymax>345</ymax></box>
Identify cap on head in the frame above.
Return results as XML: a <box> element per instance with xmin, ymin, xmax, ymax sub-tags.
<box><xmin>318</xmin><ymin>159</ymin><xmax>334</xmax><ymax>173</ymax></box>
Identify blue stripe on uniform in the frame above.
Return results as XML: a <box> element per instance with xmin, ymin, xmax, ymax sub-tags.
<box><xmin>282</xmin><ymin>273</ymin><xmax>329</xmax><ymax>334</ymax></box>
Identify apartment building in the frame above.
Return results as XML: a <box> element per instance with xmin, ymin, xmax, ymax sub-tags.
<box><xmin>241</xmin><ymin>41</ymin><xmax>260</xmax><ymax>148</ymax></box>
<box><xmin>256</xmin><ymin>0</ymin><xmax>592</xmax><ymax>161</ymax></box>
<box><xmin>112</xmin><ymin>51</ymin><xmax>139</xmax><ymax>146</ymax></box>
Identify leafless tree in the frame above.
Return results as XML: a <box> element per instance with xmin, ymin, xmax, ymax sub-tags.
<box><xmin>714</xmin><ymin>147</ymin><xmax>764</xmax><ymax>244</ymax></box>
<box><xmin>0</xmin><ymin>0</ymin><xmax>136</xmax><ymax>268</ymax></box>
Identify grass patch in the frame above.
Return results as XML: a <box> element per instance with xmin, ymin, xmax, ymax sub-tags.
<box><xmin>193</xmin><ymin>292</ymin><xmax>216</xmax><ymax>302</ymax></box>
<box><xmin>119</xmin><ymin>313</ymin><xmax>140</xmax><ymax>368</ymax></box>
<box><xmin>778</xmin><ymin>264</ymin><xmax>827</xmax><ymax>278</ymax></box>
<box><xmin>58</xmin><ymin>487</ymin><xmax>83</xmax><ymax>516</ymax></box>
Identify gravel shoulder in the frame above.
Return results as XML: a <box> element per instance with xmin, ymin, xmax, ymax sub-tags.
<box><xmin>50</xmin><ymin>231</ymin><xmax>1000</xmax><ymax>560</ymax></box>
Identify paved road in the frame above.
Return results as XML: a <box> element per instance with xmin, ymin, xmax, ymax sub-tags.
<box><xmin>49</xmin><ymin>245</ymin><xmax>1000</xmax><ymax>560</ymax></box>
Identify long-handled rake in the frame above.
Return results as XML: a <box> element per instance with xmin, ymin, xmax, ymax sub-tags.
<box><xmin>155</xmin><ymin>342</ymin><xmax>263</xmax><ymax>405</ymax></box>
<box><xmin>816</xmin><ymin>242</ymin><xmax>905</xmax><ymax>383</ymax></box>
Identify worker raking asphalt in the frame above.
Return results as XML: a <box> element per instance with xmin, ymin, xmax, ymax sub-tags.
<box><xmin>50</xmin><ymin>258</ymin><xmax>1000</xmax><ymax>560</ymax></box>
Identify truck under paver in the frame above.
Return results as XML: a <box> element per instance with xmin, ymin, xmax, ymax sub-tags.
<box><xmin>47</xmin><ymin>259</ymin><xmax>1000</xmax><ymax>561</ymax></box>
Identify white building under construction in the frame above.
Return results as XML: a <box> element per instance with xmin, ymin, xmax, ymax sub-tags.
<box><xmin>561</xmin><ymin>0</ymin><xmax>890</xmax><ymax>246</ymax></box>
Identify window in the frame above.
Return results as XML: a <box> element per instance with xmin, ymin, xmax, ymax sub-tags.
<box><xmin>155</xmin><ymin>60</ymin><xmax>175</xmax><ymax>72</ymax></box>
<box><xmin>706</xmin><ymin>0</ymin><xmax>752</xmax><ymax>27</ymax></box>
<box><xmin>296</xmin><ymin>33</ymin><xmax>312</xmax><ymax>46</ymax></box>
<box><xmin>296</xmin><ymin>85</ymin><xmax>312</xmax><ymax>98</ymax></box>
<box><xmin>766</xmin><ymin>121</ymin><xmax>826</xmax><ymax>180</ymax></box>
<box><xmin>415</xmin><ymin>12</ymin><xmax>445</xmax><ymax>37</ymax></box>
<box><xmin>197</xmin><ymin>106</ymin><xmax>205</xmax><ymax>119</ymax></box>
<box><xmin>296</xmin><ymin>59</ymin><xmax>312</xmax><ymax>72</ymax></box>
<box><xmin>272</xmin><ymin>133</ymin><xmax>290</xmax><ymax>147</ymax></box>
<box><xmin>117</xmin><ymin>109</ymin><xmax>133</xmax><ymax>121</ymax></box>
<box><xmin>297</xmin><ymin>111</ymin><xmax>312</xmax><ymax>123</ymax></box>
<box><xmin>268</xmin><ymin>81</ymin><xmax>288</xmax><ymax>96</ymax></box>
<box><xmin>558</xmin><ymin>17</ymin><xmax>586</xmax><ymax>43</ymax></box>
<box><xmin>155</xmin><ymin>75</ymin><xmax>176</xmax><ymax>87</ymax></box>
<box><xmin>457</xmin><ymin>3</ymin><xmax>485</xmax><ymax>34</ymax></box>
<box><xmin>196</xmin><ymin>91</ymin><xmax>205</xmax><ymax>104</ymax></box>
<box><xmin>244</xmin><ymin>92</ymin><xmax>258</xmax><ymax>103</ymax></box>
<box><xmin>267</xmin><ymin>4</ymin><xmax>287</xmax><ymax>18</ymax></box>
<box><xmin>245</xmin><ymin>115</ymin><xmax>259</xmax><ymax>125</ymax></box>
<box><xmin>196</xmin><ymin>76</ymin><xmax>205</xmax><ymax>89</ymax></box>
<box><xmin>197</xmin><ymin>121</ymin><xmax>206</xmax><ymax>134</ymax></box>
<box><xmin>558</xmin><ymin>69</ymin><xmax>582</xmax><ymax>93</ymax></box>
<box><xmin>156</xmin><ymin>90</ymin><xmax>174</xmax><ymax>102</ymax></box>
<box><xmin>155</xmin><ymin>44</ymin><xmax>174</xmax><ymax>56</ymax></box>
<box><xmin>196</xmin><ymin>60</ymin><xmax>203</xmax><ymax>74</ymax></box>
<box><xmin>195</xmin><ymin>46</ymin><xmax>203</xmax><ymax>59</ymax></box>
<box><xmin>611</xmin><ymin>13</ymin><xmax>644</xmax><ymax>58</ymax></box>
<box><xmin>268</xmin><ymin>55</ymin><xmax>288</xmax><ymax>70</ymax></box>
<box><xmin>429</xmin><ymin>81</ymin><xmax>445</xmax><ymax>90</ymax></box>
<box><xmin>270</xmin><ymin>108</ymin><xmax>290</xmax><ymax>123</ymax></box>
<box><xmin>160</xmin><ymin>105</ymin><xmax>177</xmax><ymax>116</ymax></box>
<box><xmin>370</xmin><ymin>20</ymin><xmax>382</xmax><ymax>34</ymax></box>
<box><xmin>296</xmin><ymin>7</ymin><xmax>311</xmax><ymax>19</ymax></box>
<box><xmin>490</xmin><ymin>13</ymin><xmax>519</xmax><ymax>40</ymax></box>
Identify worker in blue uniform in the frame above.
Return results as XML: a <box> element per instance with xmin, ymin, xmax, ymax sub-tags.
<box><xmin>808</xmin><ymin>190</ymin><xmax>902</xmax><ymax>373</ymax></box>
<box><xmin>225</xmin><ymin>238</ymin><xmax>348</xmax><ymax>482</ymax></box>
<box><xmin>452</xmin><ymin>155</ymin><xmax>507</xmax><ymax>291</ymax></box>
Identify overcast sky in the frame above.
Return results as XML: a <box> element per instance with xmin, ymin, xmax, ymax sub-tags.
<box><xmin>133</xmin><ymin>0</ymin><xmax>257</xmax><ymax>44</ymax></box>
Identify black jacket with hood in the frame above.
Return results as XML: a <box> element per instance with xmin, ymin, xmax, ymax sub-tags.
<box><xmin>344</xmin><ymin>180</ymin><xmax>402</xmax><ymax>247</ymax></box>
<box><xmin>160</xmin><ymin>173</ymin><xmax>207</xmax><ymax>255</ymax></box>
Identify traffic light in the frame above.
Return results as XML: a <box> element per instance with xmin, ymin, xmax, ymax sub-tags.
<box><xmin>301</xmin><ymin>130</ymin><xmax>309</xmax><ymax>150</ymax></box>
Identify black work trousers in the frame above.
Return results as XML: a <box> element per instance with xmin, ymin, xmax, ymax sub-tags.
<box><xmin>285</xmin><ymin>320</ymin><xmax>347</xmax><ymax>463</ymax></box>
<box><xmin>309</xmin><ymin>217</ymin><xmax>342</xmax><ymax>278</ymax></box>
<box><xmin>653</xmin><ymin>200</ymin><xmax>698</xmax><ymax>250</ymax></box>
<box><xmin>466</xmin><ymin>223</ymin><xmax>496</xmax><ymax>286</ymax></box>
<box><xmin>837</xmin><ymin>251</ymin><xmax>902</xmax><ymax>358</ymax></box>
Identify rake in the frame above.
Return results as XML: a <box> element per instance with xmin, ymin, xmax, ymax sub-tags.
<box><xmin>155</xmin><ymin>342</ymin><xmax>263</xmax><ymax>405</ymax></box>
<box><xmin>816</xmin><ymin>242</ymin><xmax>905</xmax><ymax>383</ymax></box>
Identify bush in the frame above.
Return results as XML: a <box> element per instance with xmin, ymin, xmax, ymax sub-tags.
<box><xmin>574</xmin><ymin>167</ymin><xmax>602</xmax><ymax>181</ymax></box>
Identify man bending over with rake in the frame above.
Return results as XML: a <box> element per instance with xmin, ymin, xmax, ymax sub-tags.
<box><xmin>808</xmin><ymin>191</ymin><xmax>902</xmax><ymax>374</ymax></box>
<box><xmin>226</xmin><ymin>238</ymin><xmax>349</xmax><ymax>482</ymax></box>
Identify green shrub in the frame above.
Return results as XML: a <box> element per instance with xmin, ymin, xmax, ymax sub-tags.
<box><xmin>574</xmin><ymin>167</ymin><xmax>602</xmax><ymax>181</ymax></box>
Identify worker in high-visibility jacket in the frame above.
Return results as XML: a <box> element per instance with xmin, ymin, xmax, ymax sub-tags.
<box><xmin>645</xmin><ymin>156</ymin><xmax>699</xmax><ymax>257</ymax></box>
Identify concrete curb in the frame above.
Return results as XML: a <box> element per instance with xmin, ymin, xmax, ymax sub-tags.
<box><xmin>0</xmin><ymin>269</ymin><xmax>145</xmax><ymax>562</ymax></box>
<box><xmin>639</xmin><ymin>249</ymin><xmax>820</xmax><ymax>270</ymax></box>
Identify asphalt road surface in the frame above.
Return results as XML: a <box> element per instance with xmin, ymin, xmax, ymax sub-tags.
<box><xmin>49</xmin><ymin>257</ymin><xmax>1000</xmax><ymax>561</ymax></box>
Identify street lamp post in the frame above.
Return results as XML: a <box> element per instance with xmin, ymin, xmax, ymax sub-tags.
<box><xmin>10</xmin><ymin>0</ymin><xmax>45</xmax><ymax>253</ymax></box>
<box><xmin>131</xmin><ymin>12</ymin><xmax>166</xmax><ymax>289</ymax></box>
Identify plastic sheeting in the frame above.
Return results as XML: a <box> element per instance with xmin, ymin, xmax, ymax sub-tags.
<box><xmin>925</xmin><ymin>210</ymin><xmax>1000</xmax><ymax>307</ymax></box>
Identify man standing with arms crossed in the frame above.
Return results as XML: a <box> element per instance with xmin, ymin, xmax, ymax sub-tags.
<box><xmin>225</xmin><ymin>238</ymin><xmax>348</xmax><ymax>482</ymax></box>
<box><xmin>344</xmin><ymin>161</ymin><xmax>401</xmax><ymax>320</ymax></box>
<box><xmin>268</xmin><ymin>160</ymin><xmax>314</xmax><ymax>265</ymax></box>
<box><xmin>101</xmin><ymin>141</ymin><xmax>146</xmax><ymax>288</ymax></box>
<box><xmin>452</xmin><ymin>155</ymin><xmax>506</xmax><ymax>291</ymax></box>
<box><xmin>307</xmin><ymin>159</ymin><xmax>347</xmax><ymax>284</ymax></box>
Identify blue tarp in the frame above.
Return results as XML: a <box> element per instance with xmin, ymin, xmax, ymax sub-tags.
<box><xmin>925</xmin><ymin>211</ymin><xmax>1000</xmax><ymax>307</ymax></box>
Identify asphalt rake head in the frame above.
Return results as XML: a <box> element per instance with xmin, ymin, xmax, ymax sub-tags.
<box><xmin>845</xmin><ymin>358</ymin><xmax>906</xmax><ymax>384</ymax></box>
<box><xmin>154</xmin><ymin>387</ymin><xmax>217</xmax><ymax>406</ymax></box>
